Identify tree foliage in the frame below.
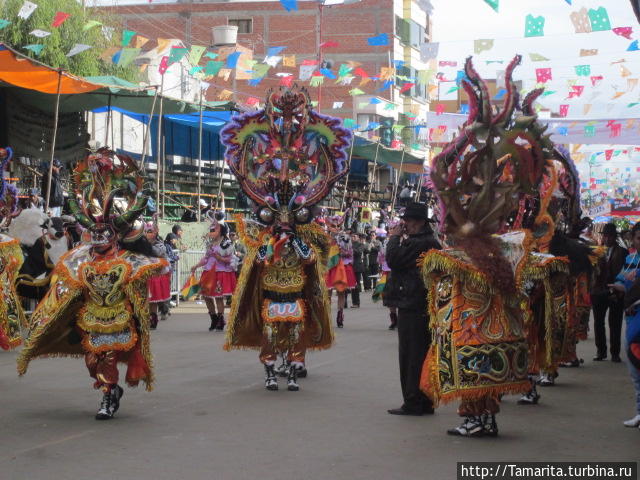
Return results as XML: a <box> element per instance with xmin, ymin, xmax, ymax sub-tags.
<box><xmin>0</xmin><ymin>0</ymin><xmax>139</xmax><ymax>82</ymax></box>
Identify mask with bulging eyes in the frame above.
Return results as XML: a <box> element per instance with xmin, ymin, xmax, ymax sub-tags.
<box><xmin>89</xmin><ymin>223</ymin><xmax>117</xmax><ymax>248</ymax></box>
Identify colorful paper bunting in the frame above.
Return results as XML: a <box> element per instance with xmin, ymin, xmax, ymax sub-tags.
<box><xmin>535</xmin><ymin>68</ymin><xmax>552</xmax><ymax>83</ymax></box>
<box><xmin>320</xmin><ymin>41</ymin><xmax>339</xmax><ymax>48</ymax></box>
<box><xmin>559</xmin><ymin>104</ymin><xmax>569</xmax><ymax>117</ymax></box>
<box><xmin>483</xmin><ymin>0</ymin><xmax>499</xmax><ymax>12</ymax></box>
<box><xmin>332</xmin><ymin>101</ymin><xmax>344</xmax><ymax>109</ymax></box>
<box><xmin>83</xmin><ymin>20</ymin><xmax>101</xmax><ymax>31</ymax></box>
<box><xmin>583</xmin><ymin>104</ymin><xmax>592</xmax><ymax>115</ymax></box>
<box><xmin>156</xmin><ymin>38</ymin><xmax>171</xmax><ymax>54</ymax></box>
<box><xmin>188</xmin><ymin>45</ymin><xmax>206</xmax><ymax>65</ymax></box>
<box><xmin>570</xmin><ymin>8</ymin><xmax>592</xmax><ymax>33</ymax></box>
<box><xmin>580</xmin><ymin>48</ymin><xmax>598</xmax><ymax>56</ymax></box>
<box><xmin>613</xmin><ymin>26</ymin><xmax>633</xmax><ymax>39</ymax></box>
<box><xmin>267</xmin><ymin>46</ymin><xmax>286</xmax><ymax>57</ymax></box>
<box><xmin>524</xmin><ymin>14</ymin><xmax>545</xmax><ymax>37</ymax></box>
<box><xmin>134</xmin><ymin>36</ymin><xmax>149</xmax><ymax>49</ymax></box>
<box><xmin>204</xmin><ymin>52</ymin><xmax>218</xmax><ymax>60</ymax></box>
<box><xmin>189</xmin><ymin>66</ymin><xmax>203</xmax><ymax>75</ymax></box>
<box><xmin>282</xmin><ymin>55</ymin><xmax>296</xmax><ymax>67</ymax></box>
<box><xmin>301</xmin><ymin>59</ymin><xmax>318</xmax><ymax>66</ymax></box>
<box><xmin>349</xmin><ymin>88</ymin><xmax>365</xmax><ymax>96</ymax></box>
<box><xmin>265</xmin><ymin>56</ymin><xmax>282</xmax><ymax>68</ymax></box>
<box><xmin>590</xmin><ymin>75</ymin><xmax>603</xmax><ymax>86</ymax></box>
<box><xmin>474</xmin><ymin>39</ymin><xmax>494</xmax><ymax>54</ymax></box>
<box><xmin>158</xmin><ymin>56</ymin><xmax>169</xmax><ymax>75</ymax></box>
<box><xmin>205</xmin><ymin>61</ymin><xmax>223</xmax><ymax>76</ymax></box>
<box><xmin>121</xmin><ymin>30</ymin><xmax>136</xmax><ymax>47</ymax></box>
<box><xmin>66</xmin><ymin>44</ymin><xmax>91</xmax><ymax>57</ymax></box>
<box><xmin>218</xmin><ymin>68</ymin><xmax>232</xmax><ymax>81</ymax></box>
<box><xmin>310</xmin><ymin>74</ymin><xmax>324</xmax><ymax>87</ymax></box>
<box><xmin>628</xmin><ymin>40</ymin><xmax>640</xmax><ymax>51</ymax></box>
<box><xmin>420</xmin><ymin>43</ymin><xmax>439</xmax><ymax>61</ymax></box>
<box><xmin>102</xmin><ymin>26</ymin><xmax>114</xmax><ymax>42</ymax></box>
<box><xmin>225</xmin><ymin>51</ymin><xmax>241</xmax><ymax>68</ymax></box>
<box><xmin>168</xmin><ymin>46</ymin><xmax>188</xmax><ymax>65</ymax></box>
<box><xmin>23</xmin><ymin>44</ymin><xmax>44</xmax><ymax>56</ymax></box>
<box><xmin>367</xmin><ymin>34</ymin><xmax>389</xmax><ymax>46</ymax></box>
<box><xmin>52</xmin><ymin>12</ymin><xmax>70</xmax><ymax>28</ymax></box>
<box><xmin>575</xmin><ymin>65</ymin><xmax>590</xmax><ymax>76</ymax></box>
<box><xmin>118</xmin><ymin>48</ymin><xmax>140</xmax><ymax>67</ymax></box>
<box><xmin>279</xmin><ymin>0</ymin><xmax>298</xmax><ymax>11</ymax></box>
<box><xmin>588</xmin><ymin>7</ymin><xmax>611</xmax><ymax>32</ymax></box>
<box><xmin>17</xmin><ymin>1</ymin><xmax>37</xmax><ymax>20</ymax></box>
<box><xmin>399</xmin><ymin>83</ymin><xmax>415</xmax><ymax>94</ymax></box>
<box><xmin>299</xmin><ymin>64</ymin><xmax>315</xmax><ymax>81</ymax></box>
<box><xmin>279</xmin><ymin>75</ymin><xmax>294</xmax><ymax>87</ymax></box>
<box><xmin>568</xmin><ymin>85</ymin><xmax>584</xmax><ymax>98</ymax></box>
<box><xmin>0</xmin><ymin>20</ymin><xmax>10</xmax><ymax>30</ymax></box>
<box><xmin>30</xmin><ymin>30</ymin><xmax>51</xmax><ymax>38</ymax></box>
<box><xmin>584</xmin><ymin>125</ymin><xmax>596</xmax><ymax>137</ymax></box>
<box><xmin>529</xmin><ymin>53</ymin><xmax>549</xmax><ymax>61</ymax></box>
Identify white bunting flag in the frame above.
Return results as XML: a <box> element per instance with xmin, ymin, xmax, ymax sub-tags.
<box><xmin>30</xmin><ymin>29</ymin><xmax>51</xmax><ymax>38</ymax></box>
<box><xmin>17</xmin><ymin>1</ymin><xmax>37</xmax><ymax>20</ymax></box>
<box><xmin>66</xmin><ymin>44</ymin><xmax>92</xmax><ymax>57</ymax></box>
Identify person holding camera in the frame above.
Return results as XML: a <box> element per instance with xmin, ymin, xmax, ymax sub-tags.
<box><xmin>384</xmin><ymin>202</ymin><xmax>441</xmax><ymax>416</ymax></box>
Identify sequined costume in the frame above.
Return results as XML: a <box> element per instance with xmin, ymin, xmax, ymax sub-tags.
<box><xmin>419</xmin><ymin>56</ymin><xmax>558</xmax><ymax>437</ymax></box>
<box><xmin>221</xmin><ymin>86</ymin><xmax>350</xmax><ymax>391</ymax></box>
<box><xmin>17</xmin><ymin>148</ymin><xmax>167</xmax><ymax>420</ymax></box>
<box><xmin>0</xmin><ymin>147</ymin><xmax>25</xmax><ymax>350</ymax></box>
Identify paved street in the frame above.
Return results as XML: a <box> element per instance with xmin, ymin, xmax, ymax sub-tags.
<box><xmin>1</xmin><ymin>294</ymin><xmax>638</xmax><ymax>480</ymax></box>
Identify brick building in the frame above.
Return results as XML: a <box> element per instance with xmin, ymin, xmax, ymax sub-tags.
<box><xmin>99</xmin><ymin>0</ymin><xmax>434</xmax><ymax>150</ymax></box>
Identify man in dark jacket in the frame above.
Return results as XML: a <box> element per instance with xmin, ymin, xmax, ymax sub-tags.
<box><xmin>592</xmin><ymin>223</ymin><xmax>628</xmax><ymax>362</ymax></box>
<box><xmin>384</xmin><ymin>202</ymin><xmax>440</xmax><ymax>416</ymax></box>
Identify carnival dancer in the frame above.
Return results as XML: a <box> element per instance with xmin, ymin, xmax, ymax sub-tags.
<box><xmin>419</xmin><ymin>56</ymin><xmax>539</xmax><ymax>437</ymax></box>
<box><xmin>191</xmin><ymin>215</ymin><xmax>237</xmax><ymax>331</ymax></box>
<box><xmin>17</xmin><ymin>148</ymin><xmax>167</xmax><ymax>420</ymax></box>
<box><xmin>145</xmin><ymin>220</ymin><xmax>171</xmax><ymax>330</ymax></box>
<box><xmin>221</xmin><ymin>86</ymin><xmax>350</xmax><ymax>391</ymax></box>
<box><xmin>0</xmin><ymin>146</ymin><xmax>26</xmax><ymax>350</ymax></box>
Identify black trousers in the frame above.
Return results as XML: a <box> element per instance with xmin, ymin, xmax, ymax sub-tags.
<box><xmin>351</xmin><ymin>278</ymin><xmax>360</xmax><ymax>306</ymax></box>
<box><xmin>397</xmin><ymin>308</ymin><xmax>433</xmax><ymax>412</ymax></box>
<box><xmin>592</xmin><ymin>293</ymin><xmax>624</xmax><ymax>358</ymax></box>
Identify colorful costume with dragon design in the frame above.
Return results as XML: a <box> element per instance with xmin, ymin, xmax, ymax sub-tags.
<box><xmin>17</xmin><ymin>148</ymin><xmax>167</xmax><ymax>420</ymax></box>
<box><xmin>419</xmin><ymin>56</ymin><xmax>571</xmax><ymax>437</ymax></box>
<box><xmin>221</xmin><ymin>86</ymin><xmax>350</xmax><ymax>391</ymax></box>
<box><xmin>0</xmin><ymin>146</ymin><xmax>26</xmax><ymax>350</ymax></box>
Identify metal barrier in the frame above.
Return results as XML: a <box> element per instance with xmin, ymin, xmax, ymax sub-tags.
<box><xmin>171</xmin><ymin>249</ymin><xmax>206</xmax><ymax>301</ymax></box>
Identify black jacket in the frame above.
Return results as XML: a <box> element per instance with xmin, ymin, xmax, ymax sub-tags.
<box><xmin>592</xmin><ymin>244</ymin><xmax>628</xmax><ymax>296</ymax></box>
<box><xmin>383</xmin><ymin>228</ymin><xmax>441</xmax><ymax>311</ymax></box>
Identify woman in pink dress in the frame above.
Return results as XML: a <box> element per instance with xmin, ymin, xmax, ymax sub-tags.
<box><xmin>192</xmin><ymin>221</ymin><xmax>237</xmax><ymax>331</ymax></box>
<box><xmin>145</xmin><ymin>223</ymin><xmax>171</xmax><ymax>330</ymax></box>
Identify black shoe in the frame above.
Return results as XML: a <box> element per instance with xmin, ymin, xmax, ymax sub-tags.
<box><xmin>216</xmin><ymin>314</ymin><xmax>225</xmax><ymax>331</ymax></box>
<box><xmin>287</xmin><ymin>364</ymin><xmax>299</xmax><ymax>391</ymax></box>
<box><xmin>336</xmin><ymin>309</ymin><xmax>344</xmax><ymax>328</ymax></box>
<box><xmin>150</xmin><ymin>313</ymin><xmax>158</xmax><ymax>330</ymax></box>
<box><xmin>388</xmin><ymin>311</ymin><xmax>398</xmax><ymax>330</ymax></box>
<box><xmin>110</xmin><ymin>385</ymin><xmax>124</xmax><ymax>415</ymax></box>
<box><xmin>387</xmin><ymin>407</ymin><xmax>425</xmax><ymax>416</ymax></box>
<box><xmin>611</xmin><ymin>355</ymin><xmax>622</xmax><ymax>363</ymax></box>
<box><xmin>264</xmin><ymin>364</ymin><xmax>278</xmax><ymax>391</ymax></box>
<box><xmin>208</xmin><ymin>313</ymin><xmax>218</xmax><ymax>331</ymax></box>
<box><xmin>593</xmin><ymin>355</ymin><xmax>607</xmax><ymax>361</ymax></box>
<box><xmin>447</xmin><ymin>416</ymin><xmax>484</xmax><ymax>437</ymax></box>
<box><xmin>295</xmin><ymin>366</ymin><xmax>308</xmax><ymax>378</ymax></box>
<box><xmin>481</xmin><ymin>414</ymin><xmax>499</xmax><ymax>437</ymax></box>
<box><xmin>559</xmin><ymin>358</ymin><xmax>582</xmax><ymax>368</ymax></box>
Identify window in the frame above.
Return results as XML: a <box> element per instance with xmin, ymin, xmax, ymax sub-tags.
<box><xmin>228</xmin><ymin>19</ymin><xmax>252</xmax><ymax>34</ymax></box>
<box><xmin>395</xmin><ymin>15</ymin><xmax>427</xmax><ymax>49</ymax></box>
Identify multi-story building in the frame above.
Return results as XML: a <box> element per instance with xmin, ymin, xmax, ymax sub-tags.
<box><xmin>96</xmin><ymin>0</ymin><xmax>434</xmax><ymax>205</ymax></box>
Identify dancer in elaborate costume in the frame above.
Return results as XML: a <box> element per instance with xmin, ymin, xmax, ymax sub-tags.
<box><xmin>419</xmin><ymin>56</ymin><xmax>549</xmax><ymax>437</ymax></box>
<box><xmin>221</xmin><ymin>86</ymin><xmax>350</xmax><ymax>391</ymax></box>
<box><xmin>17</xmin><ymin>148</ymin><xmax>167</xmax><ymax>420</ymax></box>
<box><xmin>191</xmin><ymin>214</ymin><xmax>237</xmax><ymax>331</ymax></box>
<box><xmin>144</xmin><ymin>219</ymin><xmax>171</xmax><ymax>330</ymax></box>
<box><xmin>0</xmin><ymin>147</ymin><xmax>26</xmax><ymax>350</ymax></box>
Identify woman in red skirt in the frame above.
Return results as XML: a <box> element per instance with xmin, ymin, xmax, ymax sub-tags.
<box><xmin>145</xmin><ymin>224</ymin><xmax>171</xmax><ymax>329</ymax></box>
<box><xmin>192</xmin><ymin>221</ymin><xmax>237</xmax><ymax>331</ymax></box>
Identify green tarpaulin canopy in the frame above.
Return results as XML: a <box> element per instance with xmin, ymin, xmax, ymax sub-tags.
<box><xmin>352</xmin><ymin>137</ymin><xmax>426</xmax><ymax>173</ymax></box>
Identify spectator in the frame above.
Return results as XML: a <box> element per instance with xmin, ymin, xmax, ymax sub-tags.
<box><xmin>41</xmin><ymin>158</ymin><xmax>64</xmax><ymax>216</ymax></box>
<box><xmin>592</xmin><ymin>223</ymin><xmax>628</xmax><ymax>362</ymax></box>
<box><xmin>384</xmin><ymin>202</ymin><xmax>440</xmax><ymax>416</ymax></box>
<box><xmin>367</xmin><ymin>231</ymin><xmax>382</xmax><ymax>289</ymax></box>
<box><xmin>351</xmin><ymin>232</ymin><xmax>366</xmax><ymax>308</ymax></box>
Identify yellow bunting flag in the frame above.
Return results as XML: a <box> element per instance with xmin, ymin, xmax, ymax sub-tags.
<box><xmin>474</xmin><ymin>39</ymin><xmax>494</xmax><ymax>54</ymax></box>
<box><xmin>156</xmin><ymin>38</ymin><xmax>171</xmax><ymax>53</ymax></box>
<box><xmin>218</xmin><ymin>68</ymin><xmax>232</xmax><ymax>81</ymax></box>
<box><xmin>620</xmin><ymin>65</ymin><xmax>632</xmax><ymax>77</ymax></box>
<box><xmin>134</xmin><ymin>36</ymin><xmax>149</xmax><ymax>49</ymax></box>
<box><xmin>379</xmin><ymin>67</ymin><xmax>395</xmax><ymax>80</ymax></box>
<box><xmin>218</xmin><ymin>89</ymin><xmax>233</xmax><ymax>100</ymax></box>
<box><xmin>282</xmin><ymin>55</ymin><xmax>296</xmax><ymax>67</ymax></box>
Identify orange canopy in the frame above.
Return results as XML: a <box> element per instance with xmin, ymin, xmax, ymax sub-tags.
<box><xmin>0</xmin><ymin>45</ymin><xmax>100</xmax><ymax>95</ymax></box>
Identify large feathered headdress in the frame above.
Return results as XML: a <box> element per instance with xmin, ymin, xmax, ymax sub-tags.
<box><xmin>221</xmin><ymin>86</ymin><xmax>350</xmax><ymax>227</ymax></box>
<box><xmin>68</xmin><ymin>147</ymin><xmax>149</xmax><ymax>242</ymax></box>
